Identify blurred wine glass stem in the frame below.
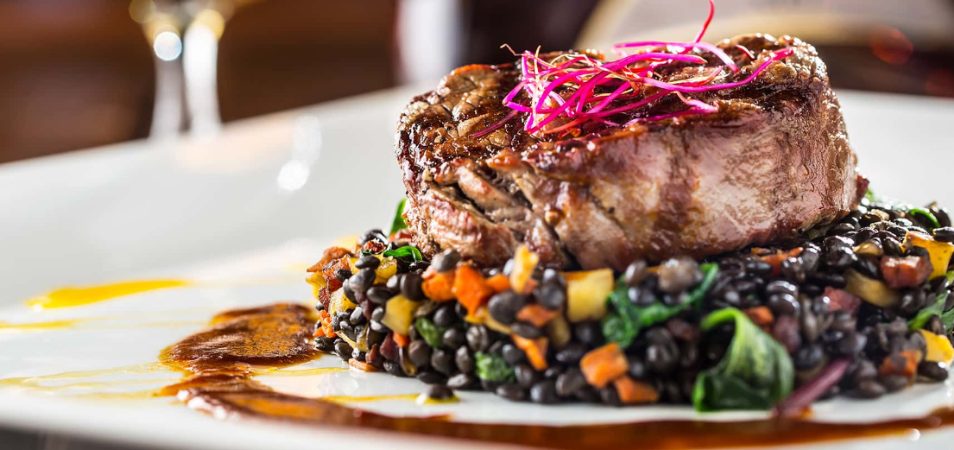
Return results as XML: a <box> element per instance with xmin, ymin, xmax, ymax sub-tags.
<box><xmin>135</xmin><ymin>0</ymin><xmax>228</xmax><ymax>139</ymax></box>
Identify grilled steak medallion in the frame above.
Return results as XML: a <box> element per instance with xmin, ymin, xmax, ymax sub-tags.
<box><xmin>396</xmin><ymin>34</ymin><xmax>865</xmax><ymax>270</ymax></box>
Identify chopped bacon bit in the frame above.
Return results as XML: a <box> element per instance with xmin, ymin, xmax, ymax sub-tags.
<box><xmin>513</xmin><ymin>335</ymin><xmax>549</xmax><ymax>371</ymax></box>
<box><xmin>516</xmin><ymin>304</ymin><xmax>559</xmax><ymax>327</ymax></box>
<box><xmin>308</xmin><ymin>246</ymin><xmax>352</xmax><ymax>273</ymax></box>
<box><xmin>614</xmin><ymin>376</ymin><xmax>659</xmax><ymax>404</ymax></box>
<box><xmin>453</xmin><ymin>265</ymin><xmax>494</xmax><ymax>315</ymax></box>
<box><xmin>824</xmin><ymin>287</ymin><xmax>861</xmax><ymax>313</ymax></box>
<box><xmin>361</xmin><ymin>239</ymin><xmax>387</xmax><ymax>255</ymax></box>
<box><xmin>880</xmin><ymin>255</ymin><xmax>932</xmax><ymax>288</ymax></box>
<box><xmin>745</xmin><ymin>306</ymin><xmax>774</xmax><ymax>329</ymax></box>
<box><xmin>758</xmin><ymin>247</ymin><xmax>803</xmax><ymax>276</ymax></box>
<box><xmin>580</xmin><ymin>343</ymin><xmax>628</xmax><ymax>389</ymax></box>
<box><xmin>422</xmin><ymin>270</ymin><xmax>457</xmax><ymax>301</ymax></box>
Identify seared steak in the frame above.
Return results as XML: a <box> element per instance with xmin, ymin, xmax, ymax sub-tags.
<box><xmin>396</xmin><ymin>34</ymin><xmax>865</xmax><ymax>270</ymax></box>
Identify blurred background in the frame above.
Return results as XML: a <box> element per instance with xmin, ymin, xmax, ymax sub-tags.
<box><xmin>0</xmin><ymin>0</ymin><xmax>952</xmax><ymax>164</ymax></box>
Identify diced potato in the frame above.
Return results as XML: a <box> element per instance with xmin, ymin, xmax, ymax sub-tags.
<box><xmin>328</xmin><ymin>288</ymin><xmax>357</xmax><ymax>317</ymax></box>
<box><xmin>305</xmin><ymin>271</ymin><xmax>326</xmax><ymax>299</ymax></box>
<box><xmin>920</xmin><ymin>330</ymin><xmax>954</xmax><ymax>365</ymax></box>
<box><xmin>844</xmin><ymin>269</ymin><xmax>900</xmax><ymax>308</ymax></box>
<box><xmin>564</xmin><ymin>268</ymin><xmax>614</xmax><ymax>322</ymax></box>
<box><xmin>381</xmin><ymin>294</ymin><xmax>420</xmax><ymax>336</ymax></box>
<box><xmin>509</xmin><ymin>245</ymin><xmax>539</xmax><ymax>294</ymax></box>
<box><xmin>374</xmin><ymin>257</ymin><xmax>398</xmax><ymax>282</ymax></box>
<box><xmin>905</xmin><ymin>231</ymin><xmax>954</xmax><ymax>279</ymax></box>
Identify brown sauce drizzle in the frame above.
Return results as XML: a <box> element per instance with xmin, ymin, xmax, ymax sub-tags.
<box><xmin>160</xmin><ymin>303</ymin><xmax>954</xmax><ymax>449</ymax></box>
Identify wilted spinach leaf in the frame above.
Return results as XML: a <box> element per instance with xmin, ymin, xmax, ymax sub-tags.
<box><xmin>692</xmin><ymin>307</ymin><xmax>794</xmax><ymax>411</ymax></box>
<box><xmin>910</xmin><ymin>270</ymin><xmax>954</xmax><ymax>330</ymax></box>
<box><xmin>414</xmin><ymin>317</ymin><xmax>444</xmax><ymax>348</ymax></box>
<box><xmin>383</xmin><ymin>245</ymin><xmax>423</xmax><ymax>262</ymax></box>
<box><xmin>389</xmin><ymin>198</ymin><xmax>408</xmax><ymax>236</ymax></box>
<box><xmin>475</xmin><ymin>352</ymin><xmax>515</xmax><ymax>382</ymax></box>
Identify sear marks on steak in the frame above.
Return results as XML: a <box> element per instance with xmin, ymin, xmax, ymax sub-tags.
<box><xmin>396</xmin><ymin>34</ymin><xmax>865</xmax><ymax>270</ymax></box>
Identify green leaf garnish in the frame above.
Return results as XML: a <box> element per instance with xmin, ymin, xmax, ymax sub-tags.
<box><xmin>909</xmin><ymin>270</ymin><xmax>954</xmax><ymax>330</ymax></box>
<box><xmin>383</xmin><ymin>245</ymin><xmax>423</xmax><ymax>262</ymax></box>
<box><xmin>692</xmin><ymin>307</ymin><xmax>794</xmax><ymax>411</ymax></box>
<box><xmin>601</xmin><ymin>262</ymin><xmax>718</xmax><ymax>348</ymax></box>
<box><xmin>908</xmin><ymin>207</ymin><xmax>941</xmax><ymax>229</ymax></box>
<box><xmin>475</xmin><ymin>352</ymin><xmax>515</xmax><ymax>382</ymax></box>
<box><xmin>414</xmin><ymin>317</ymin><xmax>444</xmax><ymax>348</ymax></box>
<box><xmin>389</xmin><ymin>198</ymin><xmax>408</xmax><ymax>236</ymax></box>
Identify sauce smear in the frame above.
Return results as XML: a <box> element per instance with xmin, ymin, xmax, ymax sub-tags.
<box><xmin>28</xmin><ymin>279</ymin><xmax>190</xmax><ymax>310</ymax></box>
<box><xmin>160</xmin><ymin>303</ymin><xmax>954</xmax><ymax>449</ymax></box>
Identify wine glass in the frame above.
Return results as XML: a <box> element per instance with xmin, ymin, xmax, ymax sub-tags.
<box><xmin>130</xmin><ymin>0</ymin><xmax>256</xmax><ymax>138</ymax></box>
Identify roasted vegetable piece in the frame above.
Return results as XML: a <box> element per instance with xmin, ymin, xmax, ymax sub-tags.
<box><xmin>422</xmin><ymin>270</ymin><xmax>456</xmax><ymax>301</ymax></box>
<box><xmin>614</xmin><ymin>376</ymin><xmax>659</xmax><ymax>404</ymax></box>
<box><xmin>880</xmin><ymin>255</ymin><xmax>932</xmax><ymax>288</ymax></box>
<box><xmin>844</xmin><ymin>269</ymin><xmax>900</xmax><ymax>308</ymax></box>
<box><xmin>509</xmin><ymin>245</ymin><xmax>539</xmax><ymax>294</ymax></box>
<box><xmin>879</xmin><ymin>350</ymin><xmax>919</xmax><ymax>379</ymax></box>
<box><xmin>905</xmin><ymin>231</ymin><xmax>954</xmax><ymax>279</ymax></box>
<box><xmin>475</xmin><ymin>352</ymin><xmax>515</xmax><ymax>382</ymax></box>
<box><xmin>920</xmin><ymin>330</ymin><xmax>954</xmax><ymax>365</ymax></box>
<box><xmin>580</xmin><ymin>343</ymin><xmax>628</xmax><ymax>389</ymax></box>
<box><xmin>692</xmin><ymin>307</ymin><xmax>794</xmax><ymax>411</ymax></box>
<box><xmin>453</xmin><ymin>265</ymin><xmax>494</xmax><ymax>316</ymax></box>
<box><xmin>513</xmin><ymin>335</ymin><xmax>549</xmax><ymax>371</ymax></box>
<box><xmin>381</xmin><ymin>294</ymin><xmax>420</xmax><ymax>335</ymax></box>
<box><xmin>565</xmin><ymin>269</ymin><xmax>614</xmax><ymax>322</ymax></box>
<box><xmin>516</xmin><ymin>304</ymin><xmax>559</xmax><ymax>327</ymax></box>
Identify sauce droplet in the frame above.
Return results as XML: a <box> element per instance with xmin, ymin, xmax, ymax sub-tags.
<box><xmin>0</xmin><ymin>319</ymin><xmax>81</xmax><ymax>331</ymax></box>
<box><xmin>27</xmin><ymin>279</ymin><xmax>190</xmax><ymax>310</ymax></box>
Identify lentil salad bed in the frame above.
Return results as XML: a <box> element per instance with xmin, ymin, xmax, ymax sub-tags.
<box><xmin>306</xmin><ymin>196</ymin><xmax>954</xmax><ymax>413</ymax></box>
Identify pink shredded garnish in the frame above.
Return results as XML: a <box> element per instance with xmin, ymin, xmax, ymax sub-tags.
<box><xmin>471</xmin><ymin>0</ymin><xmax>794</xmax><ymax>138</ymax></box>
<box><xmin>773</xmin><ymin>358</ymin><xmax>850</xmax><ymax>418</ymax></box>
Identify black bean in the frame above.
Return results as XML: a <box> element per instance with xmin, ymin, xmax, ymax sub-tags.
<box><xmin>408</xmin><ymin>340</ymin><xmax>431</xmax><ymax>367</ymax></box>
<box><xmin>334</xmin><ymin>340</ymin><xmax>353</xmax><ymax>360</ymax></box>
<box><xmin>466</xmin><ymin>325</ymin><xmax>489</xmax><ymax>352</ymax></box>
<box><xmin>555</xmin><ymin>343</ymin><xmax>586</xmax><ymax>364</ymax></box>
<box><xmin>488</xmin><ymin>291</ymin><xmax>526</xmax><ymax>325</ymax></box>
<box><xmin>425</xmin><ymin>384</ymin><xmax>455</xmax><ymax>400</ymax></box>
<box><xmin>934</xmin><ymin>207</ymin><xmax>952</xmax><ymax>228</ymax></box>
<box><xmin>768</xmin><ymin>293</ymin><xmax>800</xmax><ymax>316</ymax></box>
<box><xmin>367</xmin><ymin>286</ymin><xmax>393</xmax><ymax>305</ymax></box>
<box><xmin>351</xmin><ymin>347</ymin><xmax>365</xmax><ymax>362</ymax></box>
<box><xmin>927</xmin><ymin>315</ymin><xmax>945</xmax><ymax>335</ymax></box>
<box><xmin>455</xmin><ymin>346</ymin><xmax>474</xmax><ymax>374</ymax></box>
<box><xmin>623</xmin><ymin>260</ymin><xmax>649</xmax><ymax>286</ymax></box>
<box><xmin>880</xmin><ymin>375</ymin><xmax>909</xmax><ymax>392</ymax></box>
<box><xmin>409</xmin><ymin>261</ymin><xmax>430</xmax><ymax>272</ymax></box>
<box><xmin>599</xmin><ymin>386</ymin><xmax>621</xmax><ymax>406</ymax></box>
<box><xmin>535</xmin><ymin>283</ymin><xmax>567</xmax><ymax>310</ymax></box>
<box><xmin>512</xmin><ymin>322</ymin><xmax>543</xmax><ymax>339</ymax></box>
<box><xmin>829</xmin><ymin>311</ymin><xmax>857</xmax><ymax>334</ymax></box>
<box><xmin>496</xmin><ymin>383</ymin><xmax>527</xmax><ymax>402</ymax></box>
<box><xmin>440</xmin><ymin>328</ymin><xmax>464</xmax><ymax>350</ymax></box>
<box><xmin>574</xmin><ymin>321</ymin><xmax>601</xmax><ymax>345</ymax></box>
<box><xmin>766</xmin><ymin>280</ymin><xmax>798</xmax><ymax>296</ymax></box>
<box><xmin>744</xmin><ymin>258</ymin><xmax>772</xmax><ymax>275</ymax></box>
<box><xmin>416</xmin><ymin>370</ymin><xmax>446</xmax><ymax>385</ymax></box>
<box><xmin>835</xmin><ymin>333</ymin><xmax>867</xmax><ymax>356</ymax></box>
<box><xmin>342</xmin><ymin>283</ymin><xmax>357</xmax><ymax>301</ymax></box>
<box><xmin>773</xmin><ymin>316</ymin><xmax>801</xmax><ymax>354</ymax></box>
<box><xmin>646</xmin><ymin>344</ymin><xmax>678</xmax><ymax>374</ymax></box>
<box><xmin>824</xmin><ymin>245</ymin><xmax>856</xmax><ymax>270</ymax></box>
<box><xmin>334</xmin><ymin>268</ymin><xmax>352</xmax><ymax>281</ymax></box>
<box><xmin>315</xmin><ymin>337</ymin><xmax>334</xmax><ymax>352</ymax></box>
<box><xmin>355</xmin><ymin>255</ymin><xmax>381</xmax><ymax>270</ymax></box>
<box><xmin>854</xmin><ymin>256</ymin><xmax>881</xmax><ymax>279</ymax></box>
<box><xmin>894</xmin><ymin>217</ymin><xmax>914</xmax><ymax>228</ymax></box>
<box><xmin>542</xmin><ymin>268</ymin><xmax>566</xmax><ymax>286</ymax></box>
<box><xmin>530</xmin><ymin>380</ymin><xmax>559</xmax><ymax>404</ymax></box>
<box><xmin>431</xmin><ymin>250</ymin><xmax>461</xmax><ymax>272</ymax></box>
<box><xmin>657</xmin><ymin>257</ymin><xmax>701</xmax><ymax>293</ymax></box>
<box><xmin>831</xmin><ymin>223</ymin><xmax>857</xmax><ymax>235</ymax></box>
<box><xmin>882</xmin><ymin>237</ymin><xmax>904</xmax><ymax>256</ymax></box>
<box><xmin>556</xmin><ymin>368</ymin><xmax>586</xmax><ymax>397</ymax></box>
<box><xmin>447</xmin><ymin>373</ymin><xmax>477</xmax><ymax>390</ymax></box>
<box><xmin>514</xmin><ymin>363</ymin><xmax>539</xmax><ymax>388</ymax></box>
<box><xmin>628</xmin><ymin>359</ymin><xmax>648</xmax><ymax>379</ymax></box>
<box><xmin>825</xmin><ymin>235</ymin><xmax>854</xmax><ymax>250</ymax></box>
<box><xmin>898</xmin><ymin>291</ymin><xmax>926</xmax><ymax>316</ymax></box>
<box><xmin>781</xmin><ymin>257</ymin><xmax>806</xmax><ymax>283</ymax></box>
<box><xmin>386</xmin><ymin>274</ymin><xmax>402</xmax><ymax>290</ymax></box>
<box><xmin>575</xmin><ymin>386</ymin><xmax>600</xmax><ymax>403</ymax></box>
<box><xmin>432</xmin><ymin>305</ymin><xmax>456</xmax><ymax>327</ymax></box>
<box><xmin>400</xmin><ymin>272</ymin><xmax>425</xmax><ymax>300</ymax></box>
<box><xmin>918</xmin><ymin>361</ymin><xmax>949</xmax><ymax>382</ymax></box>
<box><xmin>430</xmin><ymin>349</ymin><xmax>454</xmax><ymax>375</ymax></box>
<box><xmin>502</xmin><ymin>344</ymin><xmax>525</xmax><ymax>365</ymax></box>
<box><xmin>846</xmin><ymin>380</ymin><xmax>885</xmax><ymax>399</ymax></box>
<box><xmin>543</xmin><ymin>366</ymin><xmax>563</xmax><ymax>379</ymax></box>
<box><xmin>382</xmin><ymin>360</ymin><xmax>403</xmax><ymax>376</ymax></box>
<box><xmin>845</xmin><ymin>359</ymin><xmax>877</xmax><ymax>386</ymax></box>
<box><xmin>794</xmin><ymin>344</ymin><xmax>824</xmax><ymax>370</ymax></box>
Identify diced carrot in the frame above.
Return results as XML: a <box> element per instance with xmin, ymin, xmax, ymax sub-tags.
<box><xmin>516</xmin><ymin>304</ymin><xmax>559</xmax><ymax>327</ymax></box>
<box><xmin>317</xmin><ymin>309</ymin><xmax>336</xmax><ymax>339</ymax></box>
<box><xmin>614</xmin><ymin>376</ymin><xmax>659</xmax><ymax>404</ymax></box>
<box><xmin>580</xmin><ymin>343</ymin><xmax>628</xmax><ymax>389</ymax></box>
<box><xmin>513</xmin><ymin>335</ymin><xmax>549</xmax><ymax>371</ymax></box>
<box><xmin>392</xmin><ymin>332</ymin><xmax>409</xmax><ymax>348</ymax></box>
<box><xmin>485</xmin><ymin>273</ymin><xmax>511</xmax><ymax>293</ymax></box>
<box><xmin>744</xmin><ymin>306</ymin><xmax>774</xmax><ymax>328</ymax></box>
<box><xmin>879</xmin><ymin>349</ymin><xmax>920</xmax><ymax>379</ymax></box>
<box><xmin>509</xmin><ymin>245</ymin><xmax>540</xmax><ymax>294</ymax></box>
<box><xmin>758</xmin><ymin>247</ymin><xmax>803</xmax><ymax>276</ymax></box>
<box><xmin>422</xmin><ymin>270</ymin><xmax>456</xmax><ymax>301</ymax></box>
<box><xmin>348</xmin><ymin>359</ymin><xmax>375</xmax><ymax>372</ymax></box>
<box><xmin>453</xmin><ymin>265</ymin><xmax>494</xmax><ymax>316</ymax></box>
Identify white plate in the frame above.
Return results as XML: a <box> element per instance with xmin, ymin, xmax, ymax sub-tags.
<box><xmin>2</xmin><ymin>87</ymin><xmax>954</xmax><ymax>450</ymax></box>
